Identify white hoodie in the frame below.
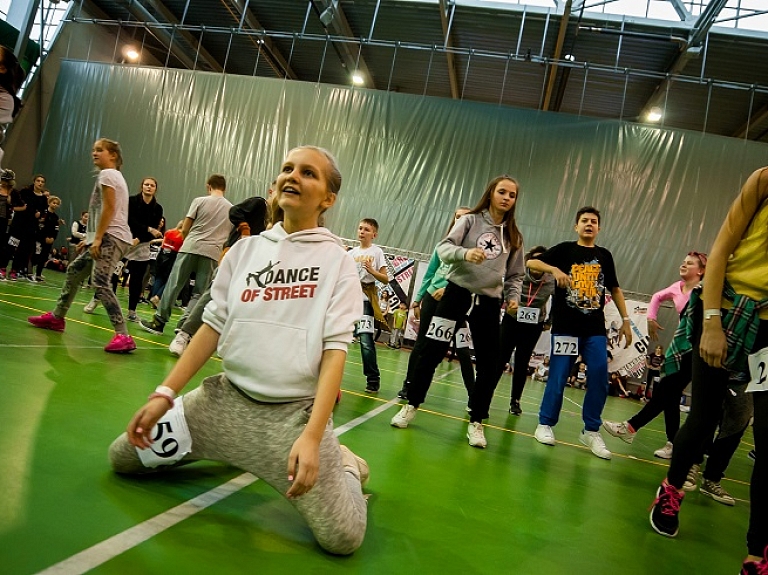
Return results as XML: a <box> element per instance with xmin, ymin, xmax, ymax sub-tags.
<box><xmin>203</xmin><ymin>223</ymin><xmax>362</xmax><ymax>402</ymax></box>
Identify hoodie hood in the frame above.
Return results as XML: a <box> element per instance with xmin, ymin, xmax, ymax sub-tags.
<box><xmin>262</xmin><ymin>222</ymin><xmax>345</xmax><ymax>246</ymax></box>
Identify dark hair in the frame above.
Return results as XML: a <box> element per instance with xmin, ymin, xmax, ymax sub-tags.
<box><xmin>468</xmin><ymin>175</ymin><xmax>522</xmax><ymax>251</ymax></box>
<box><xmin>575</xmin><ymin>206</ymin><xmax>601</xmax><ymax>225</ymax></box>
<box><xmin>360</xmin><ymin>218</ymin><xmax>379</xmax><ymax>231</ymax></box>
<box><xmin>207</xmin><ymin>174</ymin><xmax>226</xmax><ymax>191</ymax></box>
<box><xmin>97</xmin><ymin>138</ymin><xmax>123</xmax><ymax>170</ymax></box>
<box><xmin>525</xmin><ymin>245</ymin><xmax>548</xmax><ymax>261</ymax></box>
<box><xmin>0</xmin><ymin>46</ymin><xmax>25</xmax><ymax>117</ymax></box>
<box><xmin>140</xmin><ymin>177</ymin><xmax>158</xmax><ymax>192</ymax></box>
<box><xmin>0</xmin><ymin>168</ymin><xmax>15</xmax><ymax>187</ymax></box>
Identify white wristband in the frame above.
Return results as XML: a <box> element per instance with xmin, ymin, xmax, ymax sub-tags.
<box><xmin>154</xmin><ymin>385</ymin><xmax>177</xmax><ymax>400</ymax></box>
<box><xmin>703</xmin><ymin>309</ymin><xmax>721</xmax><ymax>321</ymax></box>
<box><xmin>622</xmin><ymin>316</ymin><xmax>629</xmax><ymax>322</ymax></box>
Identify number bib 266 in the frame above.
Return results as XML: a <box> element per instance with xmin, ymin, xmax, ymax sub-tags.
<box><xmin>552</xmin><ymin>335</ymin><xmax>579</xmax><ymax>356</ymax></box>
<box><xmin>747</xmin><ymin>347</ymin><xmax>768</xmax><ymax>393</ymax></box>
<box><xmin>426</xmin><ymin>316</ymin><xmax>455</xmax><ymax>343</ymax></box>
<box><xmin>137</xmin><ymin>395</ymin><xmax>193</xmax><ymax>468</ymax></box>
<box><xmin>455</xmin><ymin>325</ymin><xmax>472</xmax><ymax>349</ymax></box>
<box><xmin>356</xmin><ymin>315</ymin><xmax>374</xmax><ymax>334</ymax></box>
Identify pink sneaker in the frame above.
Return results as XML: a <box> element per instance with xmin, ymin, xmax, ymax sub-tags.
<box><xmin>105</xmin><ymin>334</ymin><xmax>137</xmax><ymax>353</ymax></box>
<box><xmin>28</xmin><ymin>312</ymin><xmax>66</xmax><ymax>332</ymax></box>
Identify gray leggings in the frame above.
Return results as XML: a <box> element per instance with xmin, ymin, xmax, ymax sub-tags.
<box><xmin>108</xmin><ymin>374</ymin><xmax>367</xmax><ymax>555</ymax></box>
<box><xmin>54</xmin><ymin>233</ymin><xmax>130</xmax><ymax>334</ymax></box>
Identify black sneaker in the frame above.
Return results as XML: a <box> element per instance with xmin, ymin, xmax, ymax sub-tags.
<box><xmin>365</xmin><ymin>384</ymin><xmax>380</xmax><ymax>394</ymax></box>
<box><xmin>140</xmin><ymin>317</ymin><xmax>166</xmax><ymax>335</ymax></box>
<box><xmin>509</xmin><ymin>399</ymin><xmax>522</xmax><ymax>416</ymax></box>
<box><xmin>649</xmin><ymin>480</ymin><xmax>684</xmax><ymax>537</ymax></box>
<box><xmin>396</xmin><ymin>387</ymin><xmax>408</xmax><ymax>400</ymax></box>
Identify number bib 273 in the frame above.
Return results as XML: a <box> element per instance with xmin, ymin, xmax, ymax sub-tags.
<box><xmin>517</xmin><ymin>306</ymin><xmax>540</xmax><ymax>324</ymax></box>
<box><xmin>356</xmin><ymin>315</ymin><xmax>374</xmax><ymax>334</ymax></box>
<box><xmin>552</xmin><ymin>335</ymin><xmax>579</xmax><ymax>356</ymax></box>
<box><xmin>137</xmin><ymin>395</ymin><xmax>193</xmax><ymax>468</ymax></box>
<box><xmin>747</xmin><ymin>347</ymin><xmax>768</xmax><ymax>393</ymax></box>
<box><xmin>426</xmin><ymin>316</ymin><xmax>455</xmax><ymax>343</ymax></box>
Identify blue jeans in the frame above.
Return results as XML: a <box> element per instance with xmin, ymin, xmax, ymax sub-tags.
<box><xmin>538</xmin><ymin>334</ymin><xmax>608</xmax><ymax>431</ymax></box>
<box><xmin>357</xmin><ymin>301</ymin><xmax>380</xmax><ymax>388</ymax></box>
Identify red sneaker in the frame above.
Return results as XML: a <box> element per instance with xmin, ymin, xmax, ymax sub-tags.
<box><xmin>741</xmin><ymin>545</ymin><xmax>768</xmax><ymax>575</ymax></box>
<box><xmin>28</xmin><ymin>312</ymin><xmax>66</xmax><ymax>332</ymax></box>
<box><xmin>105</xmin><ymin>334</ymin><xmax>137</xmax><ymax>353</ymax></box>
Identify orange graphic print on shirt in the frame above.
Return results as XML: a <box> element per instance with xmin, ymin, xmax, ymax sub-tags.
<box><xmin>566</xmin><ymin>261</ymin><xmax>604</xmax><ymax>312</ymax></box>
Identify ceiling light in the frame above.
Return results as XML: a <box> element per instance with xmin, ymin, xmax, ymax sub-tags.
<box><xmin>319</xmin><ymin>6</ymin><xmax>335</xmax><ymax>26</ymax></box>
<box><xmin>647</xmin><ymin>107</ymin><xmax>663</xmax><ymax>122</ymax></box>
<box><xmin>122</xmin><ymin>46</ymin><xmax>140</xmax><ymax>62</ymax></box>
<box><xmin>564</xmin><ymin>54</ymin><xmax>575</xmax><ymax>62</ymax></box>
<box><xmin>351</xmin><ymin>72</ymin><xmax>364</xmax><ymax>86</ymax></box>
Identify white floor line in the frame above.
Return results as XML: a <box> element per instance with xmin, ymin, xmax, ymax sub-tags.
<box><xmin>36</xmin><ymin>400</ymin><xmax>395</xmax><ymax>575</ymax></box>
<box><xmin>434</xmin><ymin>366</ymin><xmax>461</xmax><ymax>380</ymax></box>
<box><xmin>563</xmin><ymin>395</ymin><xmax>584</xmax><ymax>410</ymax></box>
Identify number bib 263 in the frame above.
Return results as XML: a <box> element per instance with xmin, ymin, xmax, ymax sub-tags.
<box><xmin>137</xmin><ymin>395</ymin><xmax>193</xmax><ymax>468</ymax></box>
<box><xmin>747</xmin><ymin>347</ymin><xmax>768</xmax><ymax>393</ymax></box>
<box><xmin>356</xmin><ymin>315</ymin><xmax>374</xmax><ymax>334</ymax></box>
<box><xmin>552</xmin><ymin>335</ymin><xmax>579</xmax><ymax>356</ymax></box>
<box><xmin>517</xmin><ymin>306</ymin><xmax>540</xmax><ymax>324</ymax></box>
<box><xmin>426</xmin><ymin>316</ymin><xmax>455</xmax><ymax>343</ymax></box>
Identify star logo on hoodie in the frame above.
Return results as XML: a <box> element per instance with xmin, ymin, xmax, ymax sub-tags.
<box><xmin>477</xmin><ymin>232</ymin><xmax>502</xmax><ymax>260</ymax></box>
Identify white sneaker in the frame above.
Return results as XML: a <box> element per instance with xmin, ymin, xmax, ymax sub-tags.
<box><xmin>467</xmin><ymin>422</ymin><xmax>487</xmax><ymax>448</ymax></box>
<box><xmin>654</xmin><ymin>441</ymin><xmax>674</xmax><ymax>459</ymax></box>
<box><xmin>580</xmin><ymin>429</ymin><xmax>612</xmax><ymax>460</ymax></box>
<box><xmin>339</xmin><ymin>445</ymin><xmax>370</xmax><ymax>486</ymax></box>
<box><xmin>169</xmin><ymin>331</ymin><xmax>191</xmax><ymax>357</ymax></box>
<box><xmin>83</xmin><ymin>299</ymin><xmax>99</xmax><ymax>314</ymax></box>
<box><xmin>602</xmin><ymin>420</ymin><xmax>636</xmax><ymax>444</ymax></box>
<box><xmin>391</xmin><ymin>404</ymin><xmax>417</xmax><ymax>428</ymax></box>
<box><xmin>535</xmin><ymin>424</ymin><xmax>556</xmax><ymax>446</ymax></box>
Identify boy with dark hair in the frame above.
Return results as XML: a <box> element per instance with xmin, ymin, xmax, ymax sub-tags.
<box><xmin>527</xmin><ymin>206</ymin><xmax>632</xmax><ymax>459</ymax></box>
<box><xmin>31</xmin><ymin>194</ymin><xmax>62</xmax><ymax>282</ymax></box>
<box><xmin>348</xmin><ymin>218</ymin><xmax>389</xmax><ymax>393</ymax></box>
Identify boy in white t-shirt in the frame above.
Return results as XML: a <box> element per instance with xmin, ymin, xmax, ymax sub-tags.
<box><xmin>348</xmin><ymin>218</ymin><xmax>389</xmax><ymax>393</ymax></box>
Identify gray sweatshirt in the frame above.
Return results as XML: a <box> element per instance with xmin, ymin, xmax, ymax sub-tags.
<box><xmin>436</xmin><ymin>210</ymin><xmax>524</xmax><ymax>301</ymax></box>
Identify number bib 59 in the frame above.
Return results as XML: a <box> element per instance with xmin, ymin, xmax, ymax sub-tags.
<box><xmin>137</xmin><ymin>395</ymin><xmax>193</xmax><ymax>468</ymax></box>
<box><xmin>552</xmin><ymin>335</ymin><xmax>579</xmax><ymax>356</ymax></box>
<box><xmin>747</xmin><ymin>347</ymin><xmax>768</xmax><ymax>393</ymax></box>
<box><xmin>426</xmin><ymin>316</ymin><xmax>455</xmax><ymax>343</ymax></box>
<box><xmin>356</xmin><ymin>315</ymin><xmax>375</xmax><ymax>334</ymax></box>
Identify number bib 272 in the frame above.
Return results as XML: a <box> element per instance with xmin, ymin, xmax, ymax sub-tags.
<box><xmin>747</xmin><ymin>347</ymin><xmax>768</xmax><ymax>393</ymax></box>
<box><xmin>356</xmin><ymin>315</ymin><xmax>375</xmax><ymax>334</ymax></box>
<box><xmin>426</xmin><ymin>316</ymin><xmax>455</xmax><ymax>343</ymax></box>
<box><xmin>552</xmin><ymin>335</ymin><xmax>579</xmax><ymax>356</ymax></box>
<box><xmin>137</xmin><ymin>395</ymin><xmax>193</xmax><ymax>468</ymax></box>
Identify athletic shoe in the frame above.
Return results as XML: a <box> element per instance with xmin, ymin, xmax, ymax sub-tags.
<box><xmin>580</xmin><ymin>429</ymin><xmax>612</xmax><ymax>460</ymax></box>
<box><xmin>23</xmin><ymin>273</ymin><xmax>35</xmax><ymax>282</ymax></box>
<box><xmin>169</xmin><ymin>331</ymin><xmax>191</xmax><ymax>357</ymax></box>
<box><xmin>650</xmin><ymin>479</ymin><xmax>684</xmax><ymax>537</ymax></box>
<box><xmin>0</xmin><ymin>268</ymin><xmax>5</xmax><ymax>280</ymax></box>
<box><xmin>700</xmin><ymin>479</ymin><xmax>735</xmax><ymax>506</ymax></box>
<box><xmin>339</xmin><ymin>445</ymin><xmax>370</xmax><ymax>486</ymax></box>
<box><xmin>83</xmin><ymin>299</ymin><xmax>99</xmax><ymax>314</ymax></box>
<box><xmin>364</xmin><ymin>383</ymin><xmax>380</xmax><ymax>394</ymax></box>
<box><xmin>467</xmin><ymin>422</ymin><xmax>487</xmax><ymax>448</ymax></box>
<box><xmin>9</xmin><ymin>270</ymin><xmax>18</xmax><ymax>281</ymax></box>
<box><xmin>509</xmin><ymin>399</ymin><xmax>522</xmax><ymax>416</ymax></box>
<box><xmin>602</xmin><ymin>420</ymin><xmax>636</xmax><ymax>444</ymax></box>
<box><xmin>104</xmin><ymin>334</ymin><xmax>137</xmax><ymax>353</ymax></box>
<box><xmin>654</xmin><ymin>441</ymin><xmax>674</xmax><ymax>459</ymax></box>
<box><xmin>396</xmin><ymin>387</ymin><xmax>408</xmax><ymax>400</ymax></box>
<box><xmin>28</xmin><ymin>312</ymin><xmax>66</xmax><ymax>332</ymax></box>
<box><xmin>391</xmin><ymin>404</ymin><xmax>417</xmax><ymax>428</ymax></box>
<box><xmin>126</xmin><ymin>310</ymin><xmax>139</xmax><ymax>323</ymax></box>
<box><xmin>149</xmin><ymin>295</ymin><xmax>160</xmax><ymax>308</ymax></box>
<box><xmin>683</xmin><ymin>463</ymin><xmax>701</xmax><ymax>492</ymax></box>
<box><xmin>534</xmin><ymin>424</ymin><xmax>556</xmax><ymax>446</ymax></box>
<box><xmin>140</xmin><ymin>317</ymin><xmax>166</xmax><ymax>335</ymax></box>
<box><xmin>34</xmin><ymin>276</ymin><xmax>44</xmax><ymax>283</ymax></box>
<box><xmin>741</xmin><ymin>546</ymin><xmax>768</xmax><ymax>575</ymax></box>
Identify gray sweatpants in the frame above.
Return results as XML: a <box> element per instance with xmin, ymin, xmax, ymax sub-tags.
<box><xmin>108</xmin><ymin>374</ymin><xmax>367</xmax><ymax>555</ymax></box>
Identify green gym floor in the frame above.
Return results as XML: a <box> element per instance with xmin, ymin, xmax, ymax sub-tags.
<box><xmin>0</xmin><ymin>272</ymin><xmax>755</xmax><ymax>574</ymax></box>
